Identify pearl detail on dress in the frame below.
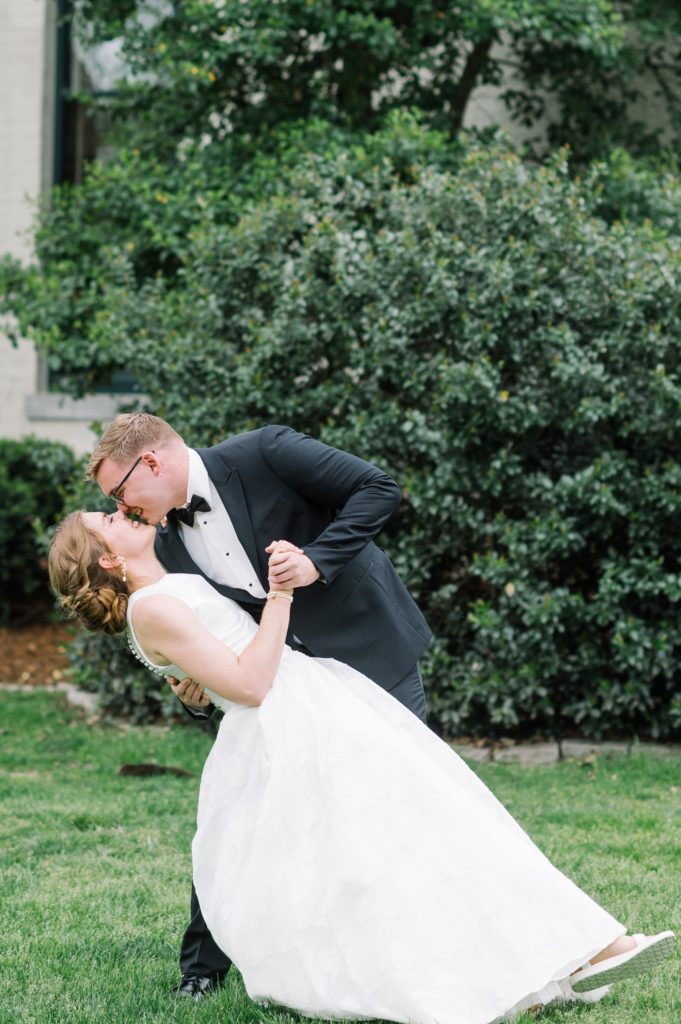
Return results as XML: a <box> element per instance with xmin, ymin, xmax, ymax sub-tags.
<box><xmin>126</xmin><ymin>630</ymin><xmax>166</xmax><ymax>677</ymax></box>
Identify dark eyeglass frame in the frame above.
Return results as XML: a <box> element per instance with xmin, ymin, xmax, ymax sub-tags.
<box><xmin>109</xmin><ymin>451</ymin><xmax>153</xmax><ymax>505</ymax></box>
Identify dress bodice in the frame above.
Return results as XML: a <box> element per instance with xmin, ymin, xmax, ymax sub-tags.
<box><xmin>126</xmin><ymin>573</ymin><xmax>262</xmax><ymax>712</ymax></box>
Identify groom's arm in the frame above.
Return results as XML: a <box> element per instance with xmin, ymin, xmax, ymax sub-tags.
<box><xmin>259</xmin><ymin>425</ymin><xmax>401</xmax><ymax>585</ymax></box>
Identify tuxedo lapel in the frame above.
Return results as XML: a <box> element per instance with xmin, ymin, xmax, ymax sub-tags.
<box><xmin>154</xmin><ymin>509</ymin><xmax>264</xmax><ymax>606</ymax></box>
<box><xmin>155</xmin><ymin>519</ymin><xmax>200</xmax><ymax>575</ymax></box>
<box><xmin>197</xmin><ymin>446</ymin><xmax>268</xmax><ymax>586</ymax></box>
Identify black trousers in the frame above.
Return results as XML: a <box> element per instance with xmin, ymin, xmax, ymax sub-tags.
<box><xmin>179</xmin><ymin>661</ymin><xmax>427</xmax><ymax>978</ymax></box>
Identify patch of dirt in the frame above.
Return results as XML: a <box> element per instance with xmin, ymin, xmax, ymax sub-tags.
<box><xmin>0</xmin><ymin>620</ymin><xmax>72</xmax><ymax>685</ymax></box>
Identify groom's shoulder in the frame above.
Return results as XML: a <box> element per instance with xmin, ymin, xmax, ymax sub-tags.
<box><xmin>206</xmin><ymin>424</ymin><xmax>296</xmax><ymax>464</ymax></box>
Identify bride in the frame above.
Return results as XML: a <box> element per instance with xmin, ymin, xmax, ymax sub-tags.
<box><xmin>48</xmin><ymin>509</ymin><xmax>674</xmax><ymax>1024</ymax></box>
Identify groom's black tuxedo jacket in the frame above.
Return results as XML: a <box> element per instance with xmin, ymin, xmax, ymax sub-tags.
<box><xmin>154</xmin><ymin>425</ymin><xmax>431</xmax><ymax>691</ymax></box>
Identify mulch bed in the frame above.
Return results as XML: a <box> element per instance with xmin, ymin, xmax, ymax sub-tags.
<box><xmin>0</xmin><ymin>620</ymin><xmax>71</xmax><ymax>685</ymax></box>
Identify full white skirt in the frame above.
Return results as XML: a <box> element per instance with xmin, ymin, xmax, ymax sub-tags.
<box><xmin>193</xmin><ymin>652</ymin><xmax>623</xmax><ymax>1024</ymax></box>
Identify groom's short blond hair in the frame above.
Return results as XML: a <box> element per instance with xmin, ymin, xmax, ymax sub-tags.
<box><xmin>86</xmin><ymin>413</ymin><xmax>182</xmax><ymax>480</ymax></box>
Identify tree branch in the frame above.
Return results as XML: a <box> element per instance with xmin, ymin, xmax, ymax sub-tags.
<box><xmin>449</xmin><ymin>36</ymin><xmax>495</xmax><ymax>133</ymax></box>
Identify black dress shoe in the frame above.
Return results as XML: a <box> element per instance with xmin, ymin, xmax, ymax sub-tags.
<box><xmin>172</xmin><ymin>973</ymin><xmax>224</xmax><ymax>1000</ymax></box>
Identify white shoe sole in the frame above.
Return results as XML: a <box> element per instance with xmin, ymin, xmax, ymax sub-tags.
<box><xmin>571</xmin><ymin>931</ymin><xmax>675</xmax><ymax>993</ymax></box>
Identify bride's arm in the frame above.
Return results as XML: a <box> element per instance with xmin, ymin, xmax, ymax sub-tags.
<box><xmin>132</xmin><ymin>592</ymin><xmax>292</xmax><ymax>707</ymax></box>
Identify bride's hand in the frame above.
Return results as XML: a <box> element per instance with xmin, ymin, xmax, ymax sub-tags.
<box><xmin>266</xmin><ymin>539</ymin><xmax>320</xmax><ymax>590</ymax></box>
<box><xmin>266</xmin><ymin>539</ymin><xmax>303</xmax><ymax>556</ymax></box>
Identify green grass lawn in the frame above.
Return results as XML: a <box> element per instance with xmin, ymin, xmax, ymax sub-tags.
<box><xmin>1</xmin><ymin>691</ymin><xmax>679</xmax><ymax>1024</ymax></box>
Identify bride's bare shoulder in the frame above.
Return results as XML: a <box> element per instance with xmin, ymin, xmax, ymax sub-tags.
<box><xmin>131</xmin><ymin>592</ymin><xmax>196</xmax><ymax>631</ymax></box>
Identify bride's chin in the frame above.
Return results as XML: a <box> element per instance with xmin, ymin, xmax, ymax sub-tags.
<box><xmin>130</xmin><ymin>514</ymin><xmax>154</xmax><ymax>530</ymax></box>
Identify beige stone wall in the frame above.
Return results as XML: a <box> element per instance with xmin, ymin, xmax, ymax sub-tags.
<box><xmin>0</xmin><ymin>0</ymin><xmax>47</xmax><ymax>446</ymax></box>
<box><xmin>0</xmin><ymin>0</ymin><xmax>47</xmax><ymax>262</ymax></box>
<box><xmin>0</xmin><ymin>0</ymin><xmax>100</xmax><ymax>455</ymax></box>
<box><xmin>464</xmin><ymin>35</ymin><xmax>674</xmax><ymax>150</ymax></box>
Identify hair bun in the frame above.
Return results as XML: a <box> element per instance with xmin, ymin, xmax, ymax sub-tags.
<box><xmin>73</xmin><ymin>585</ymin><xmax>128</xmax><ymax>635</ymax></box>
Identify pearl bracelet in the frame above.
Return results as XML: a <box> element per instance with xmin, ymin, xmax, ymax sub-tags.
<box><xmin>267</xmin><ymin>590</ymin><xmax>294</xmax><ymax>603</ymax></box>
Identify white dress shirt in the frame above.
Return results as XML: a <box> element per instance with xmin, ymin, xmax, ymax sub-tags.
<box><xmin>177</xmin><ymin>448</ymin><xmax>267</xmax><ymax>599</ymax></box>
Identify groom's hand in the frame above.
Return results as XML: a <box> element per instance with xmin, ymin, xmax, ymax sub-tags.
<box><xmin>166</xmin><ymin>675</ymin><xmax>211</xmax><ymax>709</ymax></box>
<box><xmin>266</xmin><ymin>540</ymin><xmax>320</xmax><ymax>589</ymax></box>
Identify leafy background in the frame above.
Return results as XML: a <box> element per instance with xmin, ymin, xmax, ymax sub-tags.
<box><xmin>2</xmin><ymin>1</ymin><xmax>681</xmax><ymax>739</ymax></box>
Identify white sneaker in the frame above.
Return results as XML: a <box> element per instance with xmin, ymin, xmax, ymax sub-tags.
<box><xmin>570</xmin><ymin>931</ymin><xmax>675</xmax><ymax>993</ymax></box>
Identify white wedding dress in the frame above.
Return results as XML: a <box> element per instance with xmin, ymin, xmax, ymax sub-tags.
<box><xmin>127</xmin><ymin>574</ymin><xmax>624</xmax><ymax>1024</ymax></box>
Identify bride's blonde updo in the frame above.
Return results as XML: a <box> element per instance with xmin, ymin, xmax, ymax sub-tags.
<box><xmin>48</xmin><ymin>511</ymin><xmax>129</xmax><ymax>635</ymax></box>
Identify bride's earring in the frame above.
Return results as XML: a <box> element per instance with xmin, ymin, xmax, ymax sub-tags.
<box><xmin>120</xmin><ymin>558</ymin><xmax>128</xmax><ymax>583</ymax></box>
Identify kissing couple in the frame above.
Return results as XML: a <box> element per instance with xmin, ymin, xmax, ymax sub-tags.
<box><xmin>49</xmin><ymin>413</ymin><xmax>674</xmax><ymax>1023</ymax></box>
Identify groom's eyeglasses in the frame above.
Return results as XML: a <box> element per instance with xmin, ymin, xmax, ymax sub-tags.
<box><xmin>109</xmin><ymin>453</ymin><xmax>151</xmax><ymax>505</ymax></box>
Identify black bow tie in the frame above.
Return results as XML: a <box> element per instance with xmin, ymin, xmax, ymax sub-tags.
<box><xmin>172</xmin><ymin>494</ymin><xmax>211</xmax><ymax>527</ymax></box>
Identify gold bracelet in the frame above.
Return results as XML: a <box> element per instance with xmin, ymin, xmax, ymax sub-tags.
<box><xmin>266</xmin><ymin>590</ymin><xmax>294</xmax><ymax>603</ymax></box>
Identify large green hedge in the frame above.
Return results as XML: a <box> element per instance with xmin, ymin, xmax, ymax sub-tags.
<box><xmin>0</xmin><ymin>438</ymin><xmax>80</xmax><ymax>623</ymax></box>
<box><xmin>5</xmin><ymin>124</ymin><xmax>681</xmax><ymax>738</ymax></box>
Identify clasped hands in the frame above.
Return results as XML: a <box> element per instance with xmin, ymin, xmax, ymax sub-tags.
<box><xmin>168</xmin><ymin>538</ymin><xmax>318</xmax><ymax>709</ymax></box>
<box><xmin>265</xmin><ymin>538</ymin><xmax>319</xmax><ymax>590</ymax></box>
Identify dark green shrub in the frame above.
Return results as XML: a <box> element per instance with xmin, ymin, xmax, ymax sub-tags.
<box><xmin>65</xmin><ymin>629</ymin><xmax>185</xmax><ymax>724</ymax></box>
<box><xmin>6</xmin><ymin>123</ymin><xmax>681</xmax><ymax>739</ymax></box>
<box><xmin>0</xmin><ymin>438</ymin><xmax>79</xmax><ymax>623</ymax></box>
<box><xmin>587</xmin><ymin>148</ymin><xmax>681</xmax><ymax>232</ymax></box>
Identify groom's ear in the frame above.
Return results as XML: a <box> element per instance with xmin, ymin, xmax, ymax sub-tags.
<box><xmin>141</xmin><ymin>450</ymin><xmax>161</xmax><ymax>475</ymax></box>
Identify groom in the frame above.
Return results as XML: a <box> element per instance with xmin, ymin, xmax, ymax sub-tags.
<box><xmin>88</xmin><ymin>413</ymin><xmax>431</xmax><ymax>999</ymax></box>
